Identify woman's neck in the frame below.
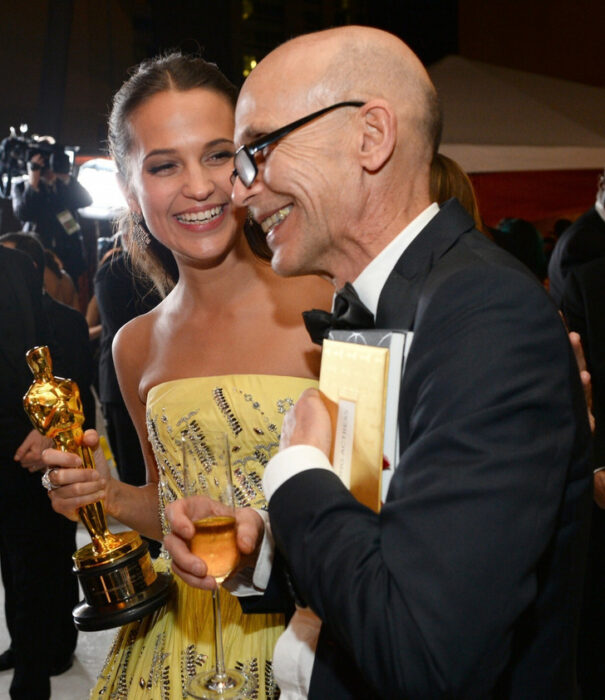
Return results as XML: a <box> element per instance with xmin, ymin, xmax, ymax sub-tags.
<box><xmin>171</xmin><ymin>238</ymin><xmax>270</xmax><ymax>310</ymax></box>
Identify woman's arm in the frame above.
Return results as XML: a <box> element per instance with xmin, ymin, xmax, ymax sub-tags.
<box><xmin>43</xmin><ymin>315</ymin><xmax>164</xmax><ymax>541</ymax></box>
<box><xmin>107</xmin><ymin>317</ymin><xmax>163</xmax><ymax>539</ymax></box>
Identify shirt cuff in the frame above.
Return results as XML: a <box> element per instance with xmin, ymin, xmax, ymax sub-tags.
<box><xmin>251</xmin><ymin>509</ymin><xmax>274</xmax><ymax>591</ymax></box>
<box><xmin>224</xmin><ymin>509</ymin><xmax>272</xmax><ymax>596</ymax></box>
<box><xmin>594</xmin><ymin>466</ymin><xmax>605</xmax><ymax>474</ymax></box>
<box><xmin>263</xmin><ymin>444</ymin><xmax>334</xmax><ymax>503</ymax></box>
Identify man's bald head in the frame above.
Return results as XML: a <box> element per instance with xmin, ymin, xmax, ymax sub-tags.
<box><xmin>240</xmin><ymin>26</ymin><xmax>441</xmax><ymax>165</ymax></box>
<box><xmin>232</xmin><ymin>26</ymin><xmax>442</xmax><ymax>285</ymax></box>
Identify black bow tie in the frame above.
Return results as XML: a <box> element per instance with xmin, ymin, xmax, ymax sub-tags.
<box><xmin>302</xmin><ymin>282</ymin><xmax>375</xmax><ymax>345</ymax></box>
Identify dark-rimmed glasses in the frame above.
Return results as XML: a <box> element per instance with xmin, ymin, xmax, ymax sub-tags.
<box><xmin>231</xmin><ymin>101</ymin><xmax>365</xmax><ymax>188</ymax></box>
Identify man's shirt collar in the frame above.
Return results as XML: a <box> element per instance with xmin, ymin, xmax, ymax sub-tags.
<box><xmin>352</xmin><ymin>203</ymin><xmax>439</xmax><ymax>316</ymax></box>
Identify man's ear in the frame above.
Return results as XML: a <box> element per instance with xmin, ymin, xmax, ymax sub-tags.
<box><xmin>357</xmin><ymin>99</ymin><xmax>397</xmax><ymax>173</ymax></box>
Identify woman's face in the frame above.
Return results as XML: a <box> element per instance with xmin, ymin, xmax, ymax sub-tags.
<box><xmin>125</xmin><ymin>88</ymin><xmax>242</xmax><ymax>266</ymax></box>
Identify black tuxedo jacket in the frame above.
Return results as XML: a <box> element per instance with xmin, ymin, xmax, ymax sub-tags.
<box><xmin>0</xmin><ymin>246</ymin><xmax>52</xmax><ymax>457</ymax></box>
<box><xmin>562</xmin><ymin>258</ymin><xmax>605</xmax><ymax>465</ymax></box>
<box><xmin>561</xmin><ymin>258</ymin><xmax>605</xmax><ymax>699</ymax></box>
<box><xmin>268</xmin><ymin>199</ymin><xmax>592</xmax><ymax>698</ymax></box>
<box><xmin>547</xmin><ymin>206</ymin><xmax>605</xmax><ymax>308</ymax></box>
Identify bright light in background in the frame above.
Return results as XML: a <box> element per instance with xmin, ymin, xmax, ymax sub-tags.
<box><xmin>242</xmin><ymin>55</ymin><xmax>257</xmax><ymax>78</ymax></box>
<box><xmin>77</xmin><ymin>157</ymin><xmax>126</xmax><ymax>220</ymax></box>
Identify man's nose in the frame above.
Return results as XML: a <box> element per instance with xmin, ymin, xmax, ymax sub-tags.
<box><xmin>231</xmin><ymin>172</ymin><xmax>264</xmax><ymax>207</ymax></box>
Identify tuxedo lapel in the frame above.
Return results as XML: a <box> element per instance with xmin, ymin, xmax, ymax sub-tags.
<box><xmin>376</xmin><ymin>198</ymin><xmax>475</xmax><ymax>330</ymax></box>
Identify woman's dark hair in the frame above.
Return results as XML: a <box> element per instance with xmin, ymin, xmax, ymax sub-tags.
<box><xmin>108</xmin><ymin>52</ymin><xmax>270</xmax><ymax>296</ymax></box>
<box><xmin>0</xmin><ymin>231</ymin><xmax>45</xmax><ymax>287</ymax></box>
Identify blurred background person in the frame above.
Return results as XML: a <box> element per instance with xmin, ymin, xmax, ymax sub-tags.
<box><xmin>0</xmin><ymin>231</ymin><xmax>94</xmax><ymax>423</ymax></box>
<box><xmin>492</xmin><ymin>217</ymin><xmax>548</xmax><ymax>284</ymax></box>
<box><xmin>429</xmin><ymin>152</ymin><xmax>488</xmax><ymax>235</ymax></box>
<box><xmin>93</xmin><ymin>232</ymin><xmax>161</xmax><ymax>557</ymax></box>
<box><xmin>561</xmin><ymin>257</ymin><xmax>605</xmax><ymax>699</ymax></box>
<box><xmin>11</xmin><ymin>142</ymin><xmax>92</xmax><ymax>293</ymax></box>
<box><xmin>43</xmin><ymin>247</ymin><xmax>80</xmax><ymax>309</ymax></box>
<box><xmin>543</xmin><ymin>217</ymin><xmax>572</xmax><ymax>268</ymax></box>
<box><xmin>0</xmin><ymin>243</ymin><xmax>78</xmax><ymax>700</ymax></box>
<box><xmin>548</xmin><ymin>169</ymin><xmax>605</xmax><ymax>306</ymax></box>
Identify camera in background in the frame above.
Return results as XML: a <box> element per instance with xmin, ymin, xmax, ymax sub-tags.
<box><xmin>0</xmin><ymin>124</ymin><xmax>78</xmax><ymax>196</ymax></box>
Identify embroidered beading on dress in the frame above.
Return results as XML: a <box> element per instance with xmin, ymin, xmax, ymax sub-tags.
<box><xmin>90</xmin><ymin>375</ymin><xmax>316</xmax><ymax>700</ymax></box>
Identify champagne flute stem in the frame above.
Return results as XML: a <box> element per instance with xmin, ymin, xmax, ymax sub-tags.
<box><xmin>212</xmin><ymin>587</ymin><xmax>227</xmax><ymax>679</ymax></box>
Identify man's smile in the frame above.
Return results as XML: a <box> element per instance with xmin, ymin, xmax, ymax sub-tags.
<box><xmin>260</xmin><ymin>205</ymin><xmax>293</xmax><ymax>234</ymax></box>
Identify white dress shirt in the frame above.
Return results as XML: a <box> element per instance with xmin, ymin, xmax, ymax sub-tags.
<box><xmin>259</xmin><ymin>203</ymin><xmax>439</xmax><ymax>698</ymax></box>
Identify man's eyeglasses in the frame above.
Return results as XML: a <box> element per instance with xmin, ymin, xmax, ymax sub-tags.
<box><xmin>231</xmin><ymin>101</ymin><xmax>365</xmax><ymax>188</ymax></box>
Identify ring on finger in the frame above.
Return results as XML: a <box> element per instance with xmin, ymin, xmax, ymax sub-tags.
<box><xmin>41</xmin><ymin>468</ymin><xmax>59</xmax><ymax>491</ymax></box>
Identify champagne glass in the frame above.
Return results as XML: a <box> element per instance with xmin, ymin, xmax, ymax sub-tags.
<box><xmin>181</xmin><ymin>431</ymin><xmax>256</xmax><ymax>700</ymax></box>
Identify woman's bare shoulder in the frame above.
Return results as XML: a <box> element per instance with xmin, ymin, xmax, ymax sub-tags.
<box><xmin>113</xmin><ymin>306</ymin><xmax>157</xmax><ymax>362</ymax></box>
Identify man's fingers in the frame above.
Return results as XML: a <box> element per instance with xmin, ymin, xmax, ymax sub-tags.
<box><xmin>164</xmin><ymin>532</ymin><xmax>218</xmax><ymax>590</ymax></box>
<box><xmin>165</xmin><ymin>500</ymin><xmax>197</xmax><ymax>540</ymax></box>
<box><xmin>594</xmin><ymin>471</ymin><xmax>605</xmax><ymax>509</ymax></box>
<box><xmin>165</xmin><ymin>496</ymin><xmax>224</xmax><ymax>539</ymax></box>
<box><xmin>170</xmin><ymin>559</ymin><xmax>217</xmax><ymax>590</ymax></box>
<box><xmin>235</xmin><ymin>508</ymin><xmax>264</xmax><ymax>555</ymax></box>
<box><xmin>280</xmin><ymin>387</ymin><xmax>333</xmax><ymax>454</ymax></box>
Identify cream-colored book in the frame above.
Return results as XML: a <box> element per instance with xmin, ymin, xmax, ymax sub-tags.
<box><xmin>319</xmin><ymin>339</ymin><xmax>389</xmax><ymax>512</ymax></box>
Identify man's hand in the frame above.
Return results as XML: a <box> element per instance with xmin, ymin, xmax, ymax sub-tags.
<box><xmin>14</xmin><ymin>429</ymin><xmax>52</xmax><ymax>472</ymax></box>
<box><xmin>279</xmin><ymin>387</ymin><xmax>333</xmax><ymax>456</ymax></box>
<box><xmin>164</xmin><ymin>498</ymin><xmax>264</xmax><ymax>590</ymax></box>
<box><xmin>594</xmin><ymin>470</ymin><xmax>605</xmax><ymax>509</ymax></box>
<box><xmin>567</xmin><ymin>331</ymin><xmax>595</xmax><ymax>433</ymax></box>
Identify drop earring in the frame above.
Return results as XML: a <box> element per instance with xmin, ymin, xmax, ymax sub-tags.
<box><xmin>131</xmin><ymin>212</ymin><xmax>151</xmax><ymax>246</ymax></box>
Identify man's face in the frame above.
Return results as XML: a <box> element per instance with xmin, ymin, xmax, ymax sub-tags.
<box><xmin>232</xmin><ymin>73</ymin><xmax>359</xmax><ymax>279</ymax></box>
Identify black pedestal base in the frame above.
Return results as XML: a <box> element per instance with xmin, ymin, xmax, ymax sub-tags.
<box><xmin>73</xmin><ymin>571</ymin><xmax>173</xmax><ymax>631</ymax></box>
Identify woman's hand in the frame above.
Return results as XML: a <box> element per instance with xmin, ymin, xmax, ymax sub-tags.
<box><xmin>41</xmin><ymin>429</ymin><xmax>112</xmax><ymax>521</ymax></box>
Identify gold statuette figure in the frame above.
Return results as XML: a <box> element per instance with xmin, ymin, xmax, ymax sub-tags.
<box><xmin>23</xmin><ymin>346</ymin><xmax>172</xmax><ymax>631</ymax></box>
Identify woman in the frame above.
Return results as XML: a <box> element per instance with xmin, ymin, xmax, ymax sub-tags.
<box><xmin>429</xmin><ymin>152</ymin><xmax>486</xmax><ymax>235</ymax></box>
<box><xmin>42</xmin><ymin>53</ymin><xmax>331</xmax><ymax>699</ymax></box>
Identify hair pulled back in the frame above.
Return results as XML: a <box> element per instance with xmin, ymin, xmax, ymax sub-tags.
<box><xmin>108</xmin><ymin>52</ymin><xmax>269</xmax><ymax>296</ymax></box>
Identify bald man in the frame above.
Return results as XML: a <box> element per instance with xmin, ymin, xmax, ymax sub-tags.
<box><xmin>166</xmin><ymin>27</ymin><xmax>592</xmax><ymax>698</ymax></box>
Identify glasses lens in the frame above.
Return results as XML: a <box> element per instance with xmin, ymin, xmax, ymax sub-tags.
<box><xmin>234</xmin><ymin>149</ymin><xmax>257</xmax><ymax>187</ymax></box>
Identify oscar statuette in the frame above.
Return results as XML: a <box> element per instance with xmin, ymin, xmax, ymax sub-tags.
<box><xmin>23</xmin><ymin>345</ymin><xmax>172</xmax><ymax>631</ymax></box>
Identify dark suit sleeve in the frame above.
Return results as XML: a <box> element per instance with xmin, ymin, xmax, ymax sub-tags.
<box><xmin>561</xmin><ymin>264</ymin><xmax>605</xmax><ymax>464</ymax></box>
<box><xmin>269</xmin><ymin>263</ymin><xmax>590</xmax><ymax>697</ymax></box>
<box><xmin>237</xmin><ymin>549</ymin><xmax>296</xmax><ymax>619</ymax></box>
<box><xmin>12</xmin><ymin>181</ymin><xmax>44</xmax><ymax>222</ymax></box>
<box><xmin>561</xmin><ymin>268</ymin><xmax>588</xmax><ymax>343</ymax></box>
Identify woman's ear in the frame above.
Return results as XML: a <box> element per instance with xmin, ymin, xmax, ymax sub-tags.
<box><xmin>357</xmin><ymin>99</ymin><xmax>397</xmax><ymax>173</ymax></box>
<box><xmin>117</xmin><ymin>173</ymin><xmax>141</xmax><ymax>215</ymax></box>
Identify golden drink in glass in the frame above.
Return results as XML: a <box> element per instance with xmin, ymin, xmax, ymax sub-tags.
<box><xmin>182</xmin><ymin>431</ymin><xmax>255</xmax><ymax>700</ymax></box>
<box><xmin>190</xmin><ymin>516</ymin><xmax>239</xmax><ymax>583</ymax></box>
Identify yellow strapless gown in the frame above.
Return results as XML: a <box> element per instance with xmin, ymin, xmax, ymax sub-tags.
<box><xmin>91</xmin><ymin>375</ymin><xmax>315</xmax><ymax>700</ymax></box>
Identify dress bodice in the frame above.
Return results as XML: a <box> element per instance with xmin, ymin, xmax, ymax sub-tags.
<box><xmin>146</xmin><ymin>374</ymin><xmax>317</xmax><ymax>535</ymax></box>
<box><xmin>92</xmin><ymin>374</ymin><xmax>314</xmax><ymax>699</ymax></box>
